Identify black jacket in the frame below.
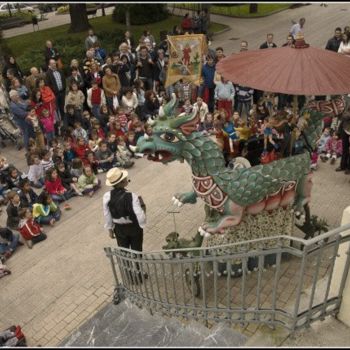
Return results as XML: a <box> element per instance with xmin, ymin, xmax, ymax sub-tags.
<box><xmin>260</xmin><ymin>42</ymin><xmax>277</xmax><ymax>49</ymax></box>
<box><xmin>6</xmin><ymin>202</ymin><xmax>23</xmax><ymax>230</ymax></box>
<box><xmin>44</xmin><ymin>47</ymin><xmax>61</xmax><ymax>66</ymax></box>
<box><xmin>325</xmin><ymin>37</ymin><xmax>342</xmax><ymax>52</ymax></box>
<box><xmin>19</xmin><ymin>189</ymin><xmax>38</xmax><ymax>208</ymax></box>
<box><xmin>45</xmin><ymin>68</ymin><xmax>66</xmax><ymax>95</ymax></box>
<box><xmin>57</xmin><ymin>168</ymin><xmax>74</xmax><ymax>189</ymax></box>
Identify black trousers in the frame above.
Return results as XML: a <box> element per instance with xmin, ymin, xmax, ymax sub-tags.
<box><xmin>113</xmin><ymin>223</ymin><xmax>143</xmax><ymax>251</ymax></box>
<box><xmin>340</xmin><ymin>128</ymin><xmax>350</xmax><ymax>170</ymax></box>
<box><xmin>114</xmin><ymin>223</ymin><xmax>144</xmax><ymax>281</ymax></box>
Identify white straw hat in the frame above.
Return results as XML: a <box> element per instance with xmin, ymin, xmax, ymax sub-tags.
<box><xmin>105</xmin><ymin>167</ymin><xmax>128</xmax><ymax>187</ymax></box>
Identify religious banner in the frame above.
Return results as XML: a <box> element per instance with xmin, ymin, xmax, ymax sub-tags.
<box><xmin>165</xmin><ymin>34</ymin><xmax>208</xmax><ymax>87</ymax></box>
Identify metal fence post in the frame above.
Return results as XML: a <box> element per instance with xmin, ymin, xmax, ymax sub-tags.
<box><xmin>330</xmin><ymin>206</ymin><xmax>350</xmax><ymax>326</ymax></box>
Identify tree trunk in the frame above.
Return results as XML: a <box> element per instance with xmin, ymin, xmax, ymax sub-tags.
<box><xmin>101</xmin><ymin>4</ymin><xmax>106</xmax><ymax>16</ymax></box>
<box><xmin>68</xmin><ymin>4</ymin><xmax>90</xmax><ymax>33</ymax></box>
<box><xmin>249</xmin><ymin>4</ymin><xmax>258</xmax><ymax>14</ymax></box>
<box><xmin>7</xmin><ymin>3</ymin><xmax>12</xmax><ymax>16</ymax></box>
<box><xmin>125</xmin><ymin>8</ymin><xmax>130</xmax><ymax>28</ymax></box>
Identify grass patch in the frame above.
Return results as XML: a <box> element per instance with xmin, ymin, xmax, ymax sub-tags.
<box><xmin>5</xmin><ymin>14</ymin><xmax>228</xmax><ymax>58</ymax></box>
<box><xmin>173</xmin><ymin>4</ymin><xmax>291</xmax><ymax>17</ymax></box>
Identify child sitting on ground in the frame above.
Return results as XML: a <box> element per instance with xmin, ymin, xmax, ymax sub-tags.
<box><xmin>27</xmin><ymin>154</ymin><xmax>45</xmax><ymax>189</ymax></box>
<box><xmin>63</xmin><ymin>141</ymin><xmax>77</xmax><ymax>168</ymax></box>
<box><xmin>18</xmin><ymin>178</ymin><xmax>38</xmax><ymax>209</ymax></box>
<box><xmin>317</xmin><ymin>127</ymin><xmax>331</xmax><ymax>155</ymax></box>
<box><xmin>88</xmin><ymin>129</ymin><xmax>102</xmax><ymax>153</ymax></box>
<box><xmin>70</xmin><ymin>158</ymin><xmax>84</xmax><ymax>179</ymax></box>
<box><xmin>116</xmin><ymin>136</ymin><xmax>134</xmax><ymax>168</ymax></box>
<box><xmin>33</xmin><ymin>191</ymin><xmax>61</xmax><ymax>226</ymax></box>
<box><xmin>77</xmin><ymin>165</ymin><xmax>101</xmax><ymax>197</ymax></box>
<box><xmin>72</xmin><ymin>121</ymin><xmax>88</xmax><ymax>143</ymax></box>
<box><xmin>5</xmin><ymin>166</ymin><xmax>23</xmax><ymax>192</ymax></box>
<box><xmin>40</xmin><ymin>149</ymin><xmax>54</xmax><ymax>173</ymax></box>
<box><xmin>95</xmin><ymin>140</ymin><xmax>114</xmax><ymax>172</ymax></box>
<box><xmin>56</xmin><ymin>161</ymin><xmax>83</xmax><ymax>196</ymax></box>
<box><xmin>84</xmin><ymin>151</ymin><xmax>99</xmax><ymax>175</ymax></box>
<box><xmin>44</xmin><ymin>167</ymin><xmax>74</xmax><ymax>207</ymax></box>
<box><xmin>18</xmin><ymin>207</ymin><xmax>47</xmax><ymax>249</ymax></box>
<box><xmin>321</xmin><ymin>131</ymin><xmax>342</xmax><ymax>164</ymax></box>
<box><xmin>6</xmin><ymin>191</ymin><xmax>23</xmax><ymax>231</ymax></box>
<box><xmin>73</xmin><ymin>137</ymin><xmax>91</xmax><ymax>163</ymax></box>
<box><xmin>107</xmin><ymin>133</ymin><xmax>118</xmax><ymax>154</ymax></box>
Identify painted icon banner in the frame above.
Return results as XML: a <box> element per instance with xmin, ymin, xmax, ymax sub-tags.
<box><xmin>165</xmin><ymin>34</ymin><xmax>208</xmax><ymax>87</ymax></box>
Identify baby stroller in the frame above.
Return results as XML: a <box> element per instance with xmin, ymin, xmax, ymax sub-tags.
<box><xmin>0</xmin><ymin>107</ymin><xmax>23</xmax><ymax>149</ymax></box>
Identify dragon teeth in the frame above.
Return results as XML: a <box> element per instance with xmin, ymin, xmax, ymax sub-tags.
<box><xmin>159</xmin><ymin>154</ymin><xmax>163</xmax><ymax>160</ymax></box>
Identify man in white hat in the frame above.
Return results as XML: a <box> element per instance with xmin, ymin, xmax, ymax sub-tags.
<box><xmin>103</xmin><ymin>167</ymin><xmax>146</xmax><ymax>252</ymax></box>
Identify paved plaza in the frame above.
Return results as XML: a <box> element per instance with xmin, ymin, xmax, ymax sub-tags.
<box><xmin>1</xmin><ymin>3</ymin><xmax>350</xmax><ymax>347</ymax></box>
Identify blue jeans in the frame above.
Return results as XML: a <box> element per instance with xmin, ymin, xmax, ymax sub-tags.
<box><xmin>35</xmin><ymin>207</ymin><xmax>61</xmax><ymax>225</ymax></box>
<box><xmin>91</xmin><ymin>104</ymin><xmax>101</xmax><ymax>120</ymax></box>
<box><xmin>51</xmin><ymin>189</ymin><xmax>75</xmax><ymax>203</ymax></box>
<box><xmin>0</xmin><ymin>229</ymin><xmax>19</xmax><ymax>254</ymax></box>
<box><xmin>45</xmin><ymin>131</ymin><xmax>55</xmax><ymax>145</ymax></box>
<box><xmin>30</xmin><ymin>178</ymin><xmax>45</xmax><ymax>189</ymax></box>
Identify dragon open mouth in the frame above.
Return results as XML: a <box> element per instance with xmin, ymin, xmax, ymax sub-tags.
<box><xmin>143</xmin><ymin>149</ymin><xmax>173</xmax><ymax>162</ymax></box>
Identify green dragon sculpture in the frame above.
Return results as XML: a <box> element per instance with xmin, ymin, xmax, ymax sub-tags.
<box><xmin>135</xmin><ymin>94</ymin><xmax>324</xmax><ymax>238</ymax></box>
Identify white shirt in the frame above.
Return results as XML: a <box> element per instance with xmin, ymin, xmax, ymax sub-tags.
<box><xmin>338</xmin><ymin>41</ymin><xmax>350</xmax><ymax>55</ymax></box>
<box><xmin>193</xmin><ymin>102</ymin><xmax>209</xmax><ymax>123</ymax></box>
<box><xmin>290</xmin><ymin>23</ymin><xmax>303</xmax><ymax>39</ymax></box>
<box><xmin>103</xmin><ymin>191</ymin><xmax>146</xmax><ymax>231</ymax></box>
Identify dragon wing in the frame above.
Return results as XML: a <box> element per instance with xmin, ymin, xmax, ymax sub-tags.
<box><xmin>213</xmin><ymin>153</ymin><xmax>310</xmax><ymax>207</ymax></box>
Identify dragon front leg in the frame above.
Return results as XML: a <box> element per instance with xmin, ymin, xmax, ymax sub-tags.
<box><xmin>199</xmin><ymin>200</ymin><xmax>244</xmax><ymax>236</ymax></box>
<box><xmin>172</xmin><ymin>191</ymin><xmax>198</xmax><ymax>207</ymax></box>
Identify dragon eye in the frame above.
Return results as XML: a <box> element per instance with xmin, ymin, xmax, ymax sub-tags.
<box><xmin>160</xmin><ymin>132</ymin><xmax>180</xmax><ymax>143</ymax></box>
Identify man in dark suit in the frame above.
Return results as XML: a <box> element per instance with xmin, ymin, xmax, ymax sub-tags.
<box><xmin>45</xmin><ymin>59</ymin><xmax>66</xmax><ymax>130</ymax></box>
<box><xmin>260</xmin><ymin>33</ymin><xmax>278</xmax><ymax>49</ymax></box>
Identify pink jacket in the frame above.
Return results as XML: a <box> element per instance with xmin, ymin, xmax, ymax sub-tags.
<box><xmin>40</xmin><ymin>115</ymin><xmax>55</xmax><ymax>133</ymax></box>
<box><xmin>325</xmin><ymin>138</ymin><xmax>342</xmax><ymax>155</ymax></box>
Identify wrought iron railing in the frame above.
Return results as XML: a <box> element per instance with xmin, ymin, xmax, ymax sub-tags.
<box><xmin>105</xmin><ymin>223</ymin><xmax>350</xmax><ymax>332</ymax></box>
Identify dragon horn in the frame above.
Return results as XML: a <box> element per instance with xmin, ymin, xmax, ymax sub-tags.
<box><xmin>147</xmin><ymin>117</ymin><xmax>156</xmax><ymax>126</ymax></box>
<box><xmin>163</xmin><ymin>93</ymin><xmax>178</xmax><ymax>117</ymax></box>
<box><xmin>129</xmin><ymin>145</ymin><xmax>138</xmax><ymax>153</ymax></box>
<box><xmin>169</xmin><ymin>106</ymin><xmax>198</xmax><ymax>129</ymax></box>
<box><xmin>159</xmin><ymin>105</ymin><xmax>165</xmax><ymax>117</ymax></box>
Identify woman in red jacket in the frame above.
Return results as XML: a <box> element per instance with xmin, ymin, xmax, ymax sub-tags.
<box><xmin>181</xmin><ymin>13</ymin><xmax>193</xmax><ymax>33</ymax></box>
<box><xmin>44</xmin><ymin>168</ymin><xmax>74</xmax><ymax>208</ymax></box>
<box><xmin>18</xmin><ymin>207</ymin><xmax>47</xmax><ymax>248</ymax></box>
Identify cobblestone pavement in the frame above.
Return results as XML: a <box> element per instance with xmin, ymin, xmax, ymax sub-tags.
<box><xmin>1</xmin><ymin>3</ymin><xmax>350</xmax><ymax>346</ymax></box>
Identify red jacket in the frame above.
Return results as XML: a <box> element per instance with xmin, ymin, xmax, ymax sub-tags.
<box><xmin>181</xmin><ymin>17</ymin><xmax>192</xmax><ymax>30</ymax></box>
<box><xmin>73</xmin><ymin>143</ymin><xmax>90</xmax><ymax>161</ymax></box>
<box><xmin>45</xmin><ymin>177</ymin><xmax>65</xmax><ymax>195</ymax></box>
<box><xmin>19</xmin><ymin>218</ymin><xmax>42</xmax><ymax>240</ymax></box>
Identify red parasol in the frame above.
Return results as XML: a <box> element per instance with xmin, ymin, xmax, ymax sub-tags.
<box><xmin>216</xmin><ymin>35</ymin><xmax>350</xmax><ymax>96</ymax></box>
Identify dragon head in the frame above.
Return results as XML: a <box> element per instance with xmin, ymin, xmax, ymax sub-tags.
<box><xmin>135</xmin><ymin>93</ymin><xmax>201</xmax><ymax>164</ymax></box>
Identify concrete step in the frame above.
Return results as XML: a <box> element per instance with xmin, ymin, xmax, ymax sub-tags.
<box><xmin>61</xmin><ymin>299</ymin><xmax>247</xmax><ymax>347</ymax></box>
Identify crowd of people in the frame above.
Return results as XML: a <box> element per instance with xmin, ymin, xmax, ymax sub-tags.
<box><xmin>0</xmin><ymin>13</ymin><xmax>350</xmax><ymax>264</ymax></box>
